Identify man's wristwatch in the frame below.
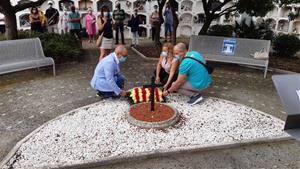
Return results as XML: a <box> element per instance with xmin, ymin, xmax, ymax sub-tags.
<box><xmin>166</xmin><ymin>90</ymin><xmax>171</xmax><ymax>94</ymax></box>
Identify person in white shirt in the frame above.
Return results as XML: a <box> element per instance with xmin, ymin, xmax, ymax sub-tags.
<box><xmin>60</xmin><ymin>9</ymin><xmax>69</xmax><ymax>34</ymax></box>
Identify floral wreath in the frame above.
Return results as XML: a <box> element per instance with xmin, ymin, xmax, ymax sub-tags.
<box><xmin>127</xmin><ymin>87</ymin><xmax>165</xmax><ymax>105</ymax></box>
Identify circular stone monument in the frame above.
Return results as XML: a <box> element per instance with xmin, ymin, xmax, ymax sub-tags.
<box><xmin>127</xmin><ymin>103</ymin><xmax>180</xmax><ymax>129</ymax></box>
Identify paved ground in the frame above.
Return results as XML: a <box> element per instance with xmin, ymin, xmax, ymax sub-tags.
<box><xmin>0</xmin><ymin>40</ymin><xmax>299</xmax><ymax>168</ymax></box>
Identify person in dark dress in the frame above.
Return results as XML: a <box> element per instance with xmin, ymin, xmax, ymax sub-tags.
<box><xmin>29</xmin><ymin>7</ymin><xmax>42</xmax><ymax>33</ymax></box>
<box><xmin>128</xmin><ymin>9</ymin><xmax>140</xmax><ymax>47</ymax></box>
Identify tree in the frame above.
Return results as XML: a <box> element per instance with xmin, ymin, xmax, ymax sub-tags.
<box><xmin>198</xmin><ymin>0</ymin><xmax>275</xmax><ymax>35</ymax></box>
<box><xmin>0</xmin><ymin>0</ymin><xmax>46</xmax><ymax>40</ymax></box>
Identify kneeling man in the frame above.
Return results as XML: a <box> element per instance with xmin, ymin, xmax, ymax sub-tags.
<box><xmin>163</xmin><ymin>43</ymin><xmax>212</xmax><ymax>105</ymax></box>
<box><xmin>91</xmin><ymin>45</ymin><xmax>128</xmax><ymax>98</ymax></box>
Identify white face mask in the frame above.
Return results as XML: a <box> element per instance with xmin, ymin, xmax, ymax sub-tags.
<box><xmin>161</xmin><ymin>51</ymin><xmax>168</xmax><ymax>58</ymax></box>
<box><xmin>103</xmin><ymin>12</ymin><xmax>109</xmax><ymax>17</ymax></box>
<box><xmin>119</xmin><ymin>56</ymin><xmax>127</xmax><ymax>63</ymax></box>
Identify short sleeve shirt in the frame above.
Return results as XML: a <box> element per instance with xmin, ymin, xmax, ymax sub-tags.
<box><xmin>179</xmin><ymin>51</ymin><xmax>212</xmax><ymax>90</ymax></box>
<box><xmin>68</xmin><ymin>12</ymin><xmax>81</xmax><ymax>30</ymax></box>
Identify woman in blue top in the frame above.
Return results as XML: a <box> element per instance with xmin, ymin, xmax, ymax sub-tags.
<box><xmin>98</xmin><ymin>6</ymin><xmax>113</xmax><ymax>60</ymax></box>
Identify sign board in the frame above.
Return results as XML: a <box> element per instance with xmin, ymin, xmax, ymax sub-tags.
<box><xmin>222</xmin><ymin>39</ymin><xmax>236</xmax><ymax>55</ymax></box>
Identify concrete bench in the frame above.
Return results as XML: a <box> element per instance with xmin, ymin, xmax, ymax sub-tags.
<box><xmin>0</xmin><ymin>38</ymin><xmax>55</xmax><ymax>76</ymax></box>
<box><xmin>189</xmin><ymin>35</ymin><xmax>270</xmax><ymax>78</ymax></box>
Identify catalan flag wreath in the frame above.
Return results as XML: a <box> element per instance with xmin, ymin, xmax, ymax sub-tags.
<box><xmin>127</xmin><ymin>87</ymin><xmax>166</xmax><ymax>105</ymax></box>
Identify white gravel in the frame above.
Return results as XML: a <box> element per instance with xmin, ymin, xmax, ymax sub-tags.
<box><xmin>2</xmin><ymin>95</ymin><xmax>287</xmax><ymax>169</ymax></box>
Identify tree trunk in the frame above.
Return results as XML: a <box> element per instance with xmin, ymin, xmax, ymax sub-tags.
<box><xmin>198</xmin><ymin>16</ymin><xmax>214</xmax><ymax>35</ymax></box>
<box><xmin>4</xmin><ymin>12</ymin><xmax>18</xmax><ymax>40</ymax></box>
<box><xmin>169</xmin><ymin>0</ymin><xmax>178</xmax><ymax>45</ymax></box>
<box><xmin>155</xmin><ymin>25</ymin><xmax>161</xmax><ymax>46</ymax></box>
<box><xmin>172</xmin><ymin>16</ymin><xmax>179</xmax><ymax>45</ymax></box>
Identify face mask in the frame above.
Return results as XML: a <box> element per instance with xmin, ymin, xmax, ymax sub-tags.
<box><xmin>161</xmin><ymin>52</ymin><xmax>168</xmax><ymax>58</ymax></box>
<box><xmin>174</xmin><ymin>55</ymin><xmax>180</xmax><ymax>60</ymax></box>
<box><xmin>174</xmin><ymin>54</ymin><xmax>181</xmax><ymax>60</ymax></box>
<box><xmin>103</xmin><ymin>12</ymin><xmax>109</xmax><ymax>17</ymax></box>
<box><xmin>119</xmin><ymin>56</ymin><xmax>127</xmax><ymax>63</ymax></box>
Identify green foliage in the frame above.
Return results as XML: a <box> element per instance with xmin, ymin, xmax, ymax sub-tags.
<box><xmin>273</xmin><ymin>34</ymin><xmax>300</xmax><ymax>57</ymax></box>
<box><xmin>237</xmin><ymin>0</ymin><xmax>275</xmax><ymax>17</ymax></box>
<box><xmin>207</xmin><ymin>24</ymin><xmax>234</xmax><ymax>37</ymax></box>
<box><xmin>1</xmin><ymin>31</ymin><xmax>81</xmax><ymax>63</ymax></box>
<box><xmin>234</xmin><ymin>19</ymin><xmax>275</xmax><ymax>40</ymax></box>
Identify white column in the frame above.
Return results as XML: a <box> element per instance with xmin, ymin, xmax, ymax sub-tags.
<box><xmin>288</xmin><ymin>21</ymin><xmax>294</xmax><ymax>33</ymax></box>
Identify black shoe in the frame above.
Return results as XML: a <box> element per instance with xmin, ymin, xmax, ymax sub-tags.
<box><xmin>187</xmin><ymin>94</ymin><xmax>203</xmax><ymax>105</ymax></box>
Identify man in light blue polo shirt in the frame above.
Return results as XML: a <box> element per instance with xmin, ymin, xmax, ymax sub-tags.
<box><xmin>163</xmin><ymin>43</ymin><xmax>212</xmax><ymax>105</ymax></box>
<box><xmin>90</xmin><ymin>45</ymin><xmax>128</xmax><ymax>98</ymax></box>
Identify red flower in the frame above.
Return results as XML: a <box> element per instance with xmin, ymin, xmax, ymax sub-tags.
<box><xmin>134</xmin><ymin>88</ymin><xmax>140</xmax><ymax>102</ymax></box>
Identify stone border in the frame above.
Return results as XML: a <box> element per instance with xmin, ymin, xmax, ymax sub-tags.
<box><xmin>126</xmin><ymin>103</ymin><xmax>180</xmax><ymax>129</ymax></box>
<box><xmin>131</xmin><ymin>47</ymin><xmax>159</xmax><ymax>61</ymax></box>
<box><xmin>0</xmin><ymin>97</ymin><xmax>293</xmax><ymax>169</ymax></box>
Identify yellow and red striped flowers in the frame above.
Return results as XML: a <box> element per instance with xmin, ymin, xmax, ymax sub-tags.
<box><xmin>128</xmin><ymin>87</ymin><xmax>164</xmax><ymax>104</ymax></box>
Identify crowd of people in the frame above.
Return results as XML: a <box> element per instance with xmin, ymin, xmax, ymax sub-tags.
<box><xmin>91</xmin><ymin>42</ymin><xmax>212</xmax><ymax>105</ymax></box>
<box><xmin>29</xmin><ymin>1</ymin><xmax>175</xmax><ymax>52</ymax></box>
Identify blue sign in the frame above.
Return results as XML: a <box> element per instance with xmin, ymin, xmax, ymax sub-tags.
<box><xmin>222</xmin><ymin>39</ymin><xmax>236</xmax><ymax>55</ymax></box>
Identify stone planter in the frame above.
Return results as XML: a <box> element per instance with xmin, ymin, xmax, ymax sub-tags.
<box><xmin>126</xmin><ymin>102</ymin><xmax>180</xmax><ymax>129</ymax></box>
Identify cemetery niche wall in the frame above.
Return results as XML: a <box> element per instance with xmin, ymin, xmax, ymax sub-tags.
<box><xmin>5</xmin><ymin>0</ymin><xmax>300</xmax><ymax>38</ymax></box>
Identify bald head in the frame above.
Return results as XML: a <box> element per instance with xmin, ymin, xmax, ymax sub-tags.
<box><xmin>174</xmin><ymin>43</ymin><xmax>187</xmax><ymax>52</ymax></box>
<box><xmin>115</xmin><ymin>45</ymin><xmax>128</xmax><ymax>58</ymax></box>
<box><xmin>173</xmin><ymin>42</ymin><xmax>187</xmax><ymax>60</ymax></box>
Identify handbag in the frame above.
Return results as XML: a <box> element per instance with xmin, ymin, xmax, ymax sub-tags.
<box><xmin>96</xmin><ymin>33</ymin><xmax>103</xmax><ymax>47</ymax></box>
<box><xmin>252</xmin><ymin>49</ymin><xmax>269</xmax><ymax>60</ymax></box>
<box><xmin>184</xmin><ymin>56</ymin><xmax>214</xmax><ymax>74</ymax></box>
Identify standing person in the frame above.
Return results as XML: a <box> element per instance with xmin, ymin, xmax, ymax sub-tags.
<box><xmin>45</xmin><ymin>0</ymin><xmax>59</xmax><ymax>33</ymax></box>
<box><xmin>68</xmin><ymin>6</ymin><xmax>82</xmax><ymax>45</ymax></box>
<box><xmin>29</xmin><ymin>7</ymin><xmax>42</xmax><ymax>33</ymax></box>
<box><xmin>60</xmin><ymin>9</ymin><xmax>69</xmax><ymax>34</ymax></box>
<box><xmin>163</xmin><ymin>43</ymin><xmax>212</xmax><ymax>105</ymax></box>
<box><xmin>154</xmin><ymin>43</ymin><xmax>179</xmax><ymax>90</ymax></box>
<box><xmin>39</xmin><ymin>10</ymin><xmax>48</xmax><ymax>33</ymax></box>
<box><xmin>85</xmin><ymin>7</ymin><xmax>96</xmax><ymax>43</ymax></box>
<box><xmin>129</xmin><ymin>9</ymin><xmax>140</xmax><ymax>47</ymax></box>
<box><xmin>90</xmin><ymin>45</ymin><xmax>128</xmax><ymax>98</ymax></box>
<box><xmin>113</xmin><ymin>2</ymin><xmax>126</xmax><ymax>45</ymax></box>
<box><xmin>98</xmin><ymin>6</ymin><xmax>113</xmax><ymax>60</ymax></box>
<box><xmin>164</xmin><ymin>4</ymin><xmax>173</xmax><ymax>42</ymax></box>
<box><xmin>150</xmin><ymin>5</ymin><xmax>160</xmax><ymax>42</ymax></box>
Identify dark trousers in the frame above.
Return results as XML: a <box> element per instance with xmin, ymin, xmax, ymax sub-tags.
<box><xmin>98</xmin><ymin>74</ymin><xmax>125</xmax><ymax>98</ymax></box>
<box><xmin>154</xmin><ymin>68</ymin><xmax>178</xmax><ymax>89</ymax></box>
<box><xmin>151</xmin><ymin>26</ymin><xmax>156</xmax><ymax>41</ymax></box>
<box><xmin>115</xmin><ymin>23</ymin><xmax>125</xmax><ymax>44</ymax></box>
